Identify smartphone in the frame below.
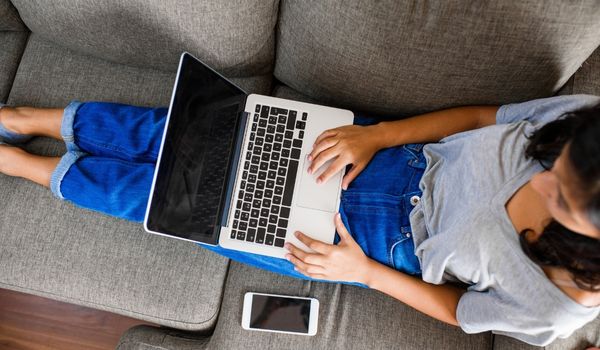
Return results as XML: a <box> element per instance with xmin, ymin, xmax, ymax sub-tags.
<box><xmin>241</xmin><ymin>292</ymin><xmax>319</xmax><ymax>336</ymax></box>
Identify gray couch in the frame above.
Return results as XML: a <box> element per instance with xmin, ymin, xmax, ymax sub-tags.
<box><xmin>1</xmin><ymin>1</ymin><xmax>599</xmax><ymax>349</ymax></box>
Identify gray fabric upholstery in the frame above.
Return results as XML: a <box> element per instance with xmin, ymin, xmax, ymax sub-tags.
<box><xmin>10</xmin><ymin>0</ymin><xmax>279</xmax><ymax>74</ymax></box>
<box><xmin>117</xmin><ymin>326</ymin><xmax>210</xmax><ymax>350</ymax></box>
<box><xmin>120</xmin><ymin>262</ymin><xmax>491</xmax><ymax>350</ymax></box>
<box><xmin>275</xmin><ymin>0</ymin><xmax>600</xmax><ymax>116</ymax></box>
<box><xmin>0</xmin><ymin>34</ymin><xmax>268</xmax><ymax>330</ymax></box>
<box><xmin>493</xmin><ymin>317</ymin><xmax>600</xmax><ymax>350</ymax></box>
<box><xmin>0</xmin><ymin>0</ymin><xmax>25</xmax><ymax>31</ymax></box>
<box><xmin>559</xmin><ymin>46</ymin><xmax>600</xmax><ymax>96</ymax></box>
<box><xmin>0</xmin><ymin>31</ymin><xmax>27</xmax><ymax>102</ymax></box>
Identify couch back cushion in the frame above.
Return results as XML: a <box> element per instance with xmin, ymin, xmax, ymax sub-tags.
<box><xmin>10</xmin><ymin>0</ymin><xmax>279</xmax><ymax>75</ymax></box>
<box><xmin>275</xmin><ymin>0</ymin><xmax>600</xmax><ymax>115</ymax></box>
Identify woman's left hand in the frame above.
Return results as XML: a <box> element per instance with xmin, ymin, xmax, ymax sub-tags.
<box><xmin>284</xmin><ymin>213</ymin><xmax>373</xmax><ymax>285</ymax></box>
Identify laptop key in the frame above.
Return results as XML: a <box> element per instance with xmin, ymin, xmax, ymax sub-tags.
<box><xmin>278</xmin><ymin>115</ymin><xmax>286</xmax><ymax>124</ymax></box>
<box><xmin>233</xmin><ymin>220</ymin><xmax>239</xmax><ymax>229</ymax></box>
<box><xmin>283</xmin><ymin>160</ymin><xmax>298</xmax><ymax>206</ymax></box>
<box><xmin>249</xmin><ymin>218</ymin><xmax>258</xmax><ymax>227</ymax></box>
<box><xmin>251</xmin><ymin>209</ymin><xmax>259</xmax><ymax>218</ymax></box>
<box><xmin>246</xmin><ymin>228</ymin><xmax>256</xmax><ymax>242</ymax></box>
<box><xmin>259</xmin><ymin>119</ymin><xmax>267</xmax><ymax>127</ymax></box>
<box><xmin>231</xmin><ymin>230</ymin><xmax>237</xmax><ymax>239</ymax></box>
<box><xmin>275</xmin><ymin>133</ymin><xmax>283</xmax><ymax>142</ymax></box>
<box><xmin>296</xmin><ymin>120</ymin><xmax>305</xmax><ymax>130</ymax></box>
<box><xmin>263</xmin><ymin>143</ymin><xmax>272</xmax><ymax>152</ymax></box>
<box><xmin>261</xmin><ymin>105</ymin><xmax>269</xmax><ymax>118</ymax></box>
<box><xmin>259</xmin><ymin>218</ymin><xmax>268</xmax><ymax>226</ymax></box>
<box><xmin>259</xmin><ymin>162</ymin><xmax>268</xmax><ymax>171</ymax></box>
<box><xmin>283</xmin><ymin>140</ymin><xmax>292</xmax><ymax>148</ymax></box>
<box><xmin>282</xmin><ymin>149</ymin><xmax>290</xmax><ymax>158</ymax></box>
<box><xmin>286</xmin><ymin>112</ymin><xmax>296</xmax><ymax>130</ymax></box>
<box><xmin>267</xmin><ymin>125</ymin><xmax>276</xmax><ymax>134</ymax></box>
<box><xmin>257</xmin><ymin>127</ymin><xmax>265</xmax><ymax>136</ymax></box>
<box><xmin>271</xmin><ymin>205</ymin><xmax>280</xmax><ymax>214</ymax></box>
<box><xmin>273</xmin><ymin>195</ymin><xmax>281</xmax><ymax>205</ymax></box>
<box><xmin>242</xmin><ymin>202</ymin><xmax>251</xmax><ymax>211</ymax></box>
<box><xmin>276</xmin><ymin>124</ymin><xmax>285</xmax><ymax>133</ymax></box>
<box><xmin>237</xmin><ymin>230</ymin><xmax>246</xmax><ymax>240</ymax></box>
<box><xmin>280</xmin><ymin>206</ymin><xmax>290</xmax><ymax>218</ymax></box>
<box><xmin>265</xmin><ymin>234</ymin><xmax>274</xmax><ymax>246</ymax></box>
<box><xmin>267</xmin><ymin>224</ymin><xmax>276</xmax><ymax>233</ymax></box>
<box><xmin>269</xmin><ymin>214</ymin><xmax>278</xmax><ymax>224</ymax></box>
<box><xmin>268</xmin><ymin>170</ymin><xmax>277</xmax><ymax>179</ymax></box>
<box><xmin>236</xmin><ymin>200</ymin><xmax>242</xmax><ymax>209</ymax></box>
<box><xmin>241</xmin><ymin>211</ymin><xmax>250</xmax><ymax>221</ymax></box>
<box><xmin>261</xmin><ymin>208</ymin><xmax>270</xmax><ymax>217</ymax></box>
<box><xmin>248</xmin><ymin>174</ymin><xmax>257</xmax><ymax>182</ymax></box>
<box><xmin>274</xmin><ymin>186</ymin><xmax>283</xmax><ymax>196</ymax></box>
<box><xmin>274</xmin><ymin>238</ymin><xmax>285</xmax><ymax>248</ymax></box>
<box><xmin>256</xmin><ymin>228</ymin><xmax>266</xmax><ymax>244</ymax></box>
<box><xmin>269</xmin><ymin>116</ymin><xmax>277</xmax><ymax>125</ymax></box>
<box><xmin>256</xmin><ymin>180</ymin><xmax>265</xmax><ymax>190</ymax></box>
<box><xmin>255</xmin><ymin>105</ymin><xmax>261</xmax><ymax>113</ymax></box>
<box><xmin>267</xmin><ymin>179</ymin><xmax>275</xmax><ymax>188</ymax></box>
<box><xmin>302</xmin><ymin>112</ymin><xmax>307</xmax><ymax>120</ymax></box>
<box><xmin>266</xmin><ymin>134</ymin><xmax>274</xmax><ymax>143</ymax></box>
<box><xmin>293</xmin><ymin>139</ymin><xmax>302</xmax><ymax>148</ymax></box>
<box><xmin>264</xmin><ymin>189</ymin><xmax>273</xmax><ymax>198</ymax></box>
<box><xmin>291</xmin><ymin>148</ymin><xmax>301</xmax><ymax>159</ymax></box>
<box><xmin>258</xmin><ymin>171</ymin><xmax>266</xmax><ymax>180</ymax></box>
<box><xmin>277</xmin><ymin>168</ymin><xmax>286</xmax><ymax>177</ymax></box>
<box><xmin>278</xmin><ymin>218</ymin><xmax>288</xmax><ymax>228</ymax></box>
<box><xmin>299</xmin><ymin>130</ymin><xmax>304</xmax><ymax>139</ymax></box>
<box><xmin>276</xmin><ymin>228</ymin><xmax>286</xmax><ymax>238</ymax></box>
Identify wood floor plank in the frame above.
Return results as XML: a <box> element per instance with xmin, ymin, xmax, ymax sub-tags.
<box><xmin>0</xmin><ymin>288</ymin><xmax>154</xmax><ymax>350</ymax></box>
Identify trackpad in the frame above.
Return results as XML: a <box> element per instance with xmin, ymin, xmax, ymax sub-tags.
<box><xmin>296</xmin><ymin>156</ymin><xmax>341</xmax><ymax>213</ymax></box>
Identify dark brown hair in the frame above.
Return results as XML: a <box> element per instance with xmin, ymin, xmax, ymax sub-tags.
<box><xmin>519</xmin><ymin>106</ymin><xmax>600</xmax><ymax>292</ymax></box>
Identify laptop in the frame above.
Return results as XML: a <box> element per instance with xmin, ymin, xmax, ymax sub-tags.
<box><xmin>144</xmin><ymin>52</ymin><xmax>354</xmax><ymax>259</ymax></box>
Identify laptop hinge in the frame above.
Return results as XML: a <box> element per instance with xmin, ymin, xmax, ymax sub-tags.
<box><xmin>219</xmin><ymin>110</ymin><xmax>250</xmax><ymax>228</ymax></box>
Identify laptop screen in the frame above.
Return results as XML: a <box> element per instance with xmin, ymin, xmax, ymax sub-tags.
<box><xmin>146</xmin><ymin>53</ymin><xmax>247</xmax><ymax>244</ymax></box>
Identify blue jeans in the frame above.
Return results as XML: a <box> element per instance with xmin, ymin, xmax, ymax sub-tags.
<box><xmin>52</xmin><ymin>101</ymin><xmax>425</xmax><ymax>289</ymax></box>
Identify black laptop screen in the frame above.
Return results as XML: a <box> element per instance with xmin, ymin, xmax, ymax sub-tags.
<box><xmin>146</xmin><ymin>53</ymin><xmax>247</xmax><ymax>243</ymax></box>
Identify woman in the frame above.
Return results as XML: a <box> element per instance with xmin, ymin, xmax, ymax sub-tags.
<box><xmin>0</xmin><ymin>94</ymin><xmax>599</xmax><ymax>346</ymax></box>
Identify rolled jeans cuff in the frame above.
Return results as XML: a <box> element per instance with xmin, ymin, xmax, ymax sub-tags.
<box><xmin>61</xmin><ymin>100</ymin><xmax>83</xmax><ymax>152</ymax></box>
<box><xmin>50</xmin><ymin>151</ymin><xmax>85</xmax><ymax>200</ymax></box>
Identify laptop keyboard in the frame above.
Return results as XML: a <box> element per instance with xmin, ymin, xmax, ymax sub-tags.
<box><xmin>230</xmin><ymin>104</ymin><xmax>307</xmax><ymax>248</ymax></box>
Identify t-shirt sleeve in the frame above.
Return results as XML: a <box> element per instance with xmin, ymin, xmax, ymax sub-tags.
<box><xmin>496</xmin><ymin>94</ymin><xmax>600</xmax><ymax>126</ymax></box>
<box><xmin>456</xmin><ymin>290</ymin><xmax>558</xmax><ymax>346</ymax></box>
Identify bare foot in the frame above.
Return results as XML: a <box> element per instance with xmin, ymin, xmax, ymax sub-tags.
<box><xmin>0</xmin><ymin>144</ymin><xmax>61</xmax><ymax>187</ymax></box>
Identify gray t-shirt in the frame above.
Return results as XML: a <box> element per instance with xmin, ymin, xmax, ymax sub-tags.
<box><xmin>408</xmin><ymin>94</ymin><xmax>600</xmax><ymax>346</ymax></box>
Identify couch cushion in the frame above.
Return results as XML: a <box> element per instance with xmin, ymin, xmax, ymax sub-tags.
<box><xmin>10</xmin><ymin>0</ymin><xmax>279</xmax><ymax>75</ymax></box>
<box><xmin>0</xmin><ymin>0</ymin><xmax>25</xmax><ymax>31</ymax></box>
<box><xmin>0</xmin><ymin>31</ymin><xmax>28</xmax><ymax>102</ymax></box>
<box><xmin>559</xmin><ymin>46</ymin><xmax>600</xmax><ymax>96</ymax></box>
<box><xmin>198</xmin><ymin>262</ymin><xmax>492</xmax><ymax>349</ymax></box>
<box><xmin>275</xmin><ymin>0</ymin><xmax>600</xmax><ymax>116</ymax></box>
<box><xmin>0</xmin><ymin>35</ymin><xmax>270</xmax><ymax>330</ymax></box>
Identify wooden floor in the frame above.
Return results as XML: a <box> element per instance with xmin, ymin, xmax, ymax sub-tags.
<box><xmin>0</xmin><ymin>288</ymin><xmax>152</xmax><ymax>350</ymax></box>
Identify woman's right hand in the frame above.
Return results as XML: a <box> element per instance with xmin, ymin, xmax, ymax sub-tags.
<box><xmin>307</xmin><ymin>123</ymin><xmax>383</xmax><ymax>190</ymax></box>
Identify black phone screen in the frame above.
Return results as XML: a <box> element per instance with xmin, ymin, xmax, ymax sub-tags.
<box><xmin>250</xmin><ymin>294</ymin><xmax>311</xmax><ymax>333</ymax></box>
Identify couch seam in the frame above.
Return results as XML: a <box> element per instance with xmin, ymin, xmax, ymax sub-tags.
<box><xmin>4</xmin><ymin>30</ymin><xmax>30</xmax><ymax>103</ymax></box>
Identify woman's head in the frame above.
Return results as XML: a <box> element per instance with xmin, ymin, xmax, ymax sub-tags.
<box><xmin>521</xmin><ymin>105</ymin><xmax>600</xmax><ymax>291</ymax></box>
